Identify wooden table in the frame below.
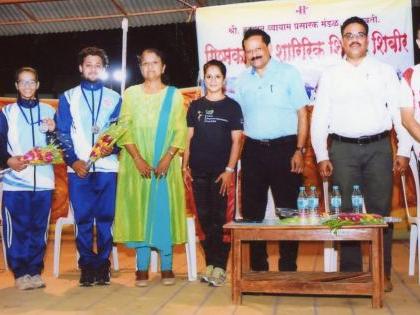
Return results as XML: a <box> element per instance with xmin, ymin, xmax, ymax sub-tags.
<box><xmin>224</xmin><ymin>221</ymin><xmax>386</xmax><ymax>308</ymax></box>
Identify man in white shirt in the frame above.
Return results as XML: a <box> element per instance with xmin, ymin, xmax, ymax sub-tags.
<box><xmin>400</xmin><ymin>24</ymin><xmax>420</xmax><ymax>145</ymax></box>
<box><xmin>311</xmin><ymin>16</ymin><xmax>411</xmax><ymax>292</ymax></box>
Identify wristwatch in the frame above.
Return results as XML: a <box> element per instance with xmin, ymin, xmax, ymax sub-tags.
<box><xmin>296</xmin><ymin>147</ymin><xmax>306</xmax><ymax>154</ymax></box>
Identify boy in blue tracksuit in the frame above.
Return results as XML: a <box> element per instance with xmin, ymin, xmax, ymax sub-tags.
<box><xmin>0</xmin><ymin>67</ymin><xmax>56</xmax><ymax>290</ymax></box>
<box><xmin>55</xmin><ymin>47</ymin><xmax>121</xmax><ymax>286</ymax></box>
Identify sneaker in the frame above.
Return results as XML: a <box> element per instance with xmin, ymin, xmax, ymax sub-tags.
<box><xmin>161</xmin><ymin>270</ymin><xmax>176</xmax><ymax>286</ymax></box>
<box><xmin>135</xmin><ymin>270</ymin><xmax>149</xmax><ymax>287</ymax></box>
<box><xmin>15</xmin><ymin>274</ymin><xmax>34</xmax><ymax>290</ymax></box>
<box><xmin>201</xmin><ymin>265</ymin><xmax>214</xmax><ymax>283</ymax></box>
<box><xmin>30</xmin><ymin>275</ymin><xmax>46</xmax><ymax>289</ymax></box>
<box><xmin>96</xmin><ymin>263</ymin><xmax>111</xmax><ymax>286</ymax></box>
<box><xmin>208</xmin><ymin>267</ymin><xmax>226</xmax><ymax>287</ymax></box>
<box><xmin>79</xmin><ymin>268</ymin><xmax>95</xmax><ymax>287</ymax></box>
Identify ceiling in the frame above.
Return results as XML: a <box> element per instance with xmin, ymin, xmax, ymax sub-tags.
<box><xmin>0</xmin><ymin>0</ymin><xmax>261</xmax><ymax>36</ymax></box>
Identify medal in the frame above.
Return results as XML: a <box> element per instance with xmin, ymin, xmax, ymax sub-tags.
<box><xmin>39</xmin><ymin>120</ymin><xmax>49</xmax><ymax>133</ymax></box>
<box><xmin>91</xmin><ymin>124</ymin><xmax>100</xmax><ymax>134</ymax></box>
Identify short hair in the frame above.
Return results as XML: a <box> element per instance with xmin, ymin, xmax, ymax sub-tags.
<box><xmin>77</xmin><ymin>47</ymin><xmax>109</xmax><ymax>67</ymax></box>
<box><xmin>416</xmin><ymin>23</ymin><xmax>420</xmax><ymax>34</ymax></box>
<box><xmin>203</xmin><ymin>59</ymin><xmax>227</xmax><ymax>78</ymax></box>
<box><xmin>15</xmin><ymin>66</ymin><xmax>38</xmax><ymax>82</ymax></box>
<box><xmin>340</xmin><ymin>16</ymin><xmax>369</xmax><ymax>35</ymax></box>
<box><xmin>137</xmin><ymin>48</ymin><xmax>167</xmax><ymax>66</ymax></box>
<box><xmin>242</xmin><ymin>28</ymin><xmax>271</xmax><ymax>50</ymax></box>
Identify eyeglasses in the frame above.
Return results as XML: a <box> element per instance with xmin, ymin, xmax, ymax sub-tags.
<box><xmin>17</xmin><ymin>80</ymin><xmax>37</xmax><ymax>87</ymax></box>
<box><xmin>343</xmin><ymin>32</ymin><xmax>367</xmax><ymax>40</ymax></box>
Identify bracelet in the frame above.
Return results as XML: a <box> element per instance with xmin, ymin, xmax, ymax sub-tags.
<box><xmin>168</xmin><ymin>150</ymin><xmax>175</xmax><ymax>156</ymax></box>
<box><xmin>225</xmin><ymin>166</ymin><xmax>235</xmax><ymax>173</ymax></box>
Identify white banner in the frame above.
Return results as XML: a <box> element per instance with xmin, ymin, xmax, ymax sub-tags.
<box><xmin>196</xmin><ymin>0</ymin><xmax>414</xmax><ymax>102</ymax></box>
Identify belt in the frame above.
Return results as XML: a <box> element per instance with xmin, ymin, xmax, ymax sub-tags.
<box><xmin>331</xmin><ymin>130</ymin><xmax>389</xmax><ymax>144</ymax></box>
<box><xmin>246</xmin><ymin>135</ymin><xmax>297</xmax><ymax>146</ymax></box>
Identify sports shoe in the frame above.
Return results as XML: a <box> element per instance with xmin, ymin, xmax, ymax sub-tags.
<box><xmin>30</xmin><ymin>274</ymin><xmax>46</xmax><ymax>288</ymax></box>
<box><xmin>79</xmin><ymin>268</ymin><xmax>95</xmax><ymax>287</ymax></box>
<box><xmin>96</xmin><ymin>262</ymin><xmax>111</xmax><ymax>286</ymax></box>
<box><xmin>161</xmin><ymin>270</ymin><xmax>176</xmax><ymax>286</ymax></box>
<box><xmin>200</xmin><ymin>265</ymin><xmax>214</xmax><ymax>283</ymax></box>
<box><xmin>208</xmin><ymin>267</ymin><xmax>226</xmax><ymax>287</ymax></box>
<box><xmin>135</xmin><ymin>270</ymin><xmax>149</xmax><ymax>287</ymax></box>
<box><xmin>15</xmin><ymin>274</ymin><xmax>34</xmax><ymax>290</ymax></box>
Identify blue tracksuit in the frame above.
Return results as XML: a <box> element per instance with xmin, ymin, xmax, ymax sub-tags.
<box><xmin>55</xmin><ymin>80</ymin><xmax>121</xmax><ymax>269</ymax></box>
<box><xmin>0</xmin><ymin>98</ymin><xmax>55</xmax><ymax>278</ymax></box>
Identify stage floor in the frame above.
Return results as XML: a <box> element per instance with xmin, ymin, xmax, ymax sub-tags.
<box><xmin>0</xmin><ymin>239</ymin><xmax>419</xmax><ymax>314</ymax></box>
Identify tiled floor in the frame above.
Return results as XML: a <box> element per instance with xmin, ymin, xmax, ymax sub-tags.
<box><xmin>0</xmin><ymin>239</ymin><xmax>419</xmax><ymax>314</ymax></box>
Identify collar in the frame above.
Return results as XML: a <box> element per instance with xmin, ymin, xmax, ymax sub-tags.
<box><xmin>250</xmin><ymin>57</ymin><xmax>275</xmax><ymax>76</ymax></box>
<box><xmin>343</xmin><ymin>55</ymin><xmax>369</xmax><ymax>68</ymax></box>
<box><xmin>81</xmin><ymin>80</ymin><xmax>104</xmax><ymax>91</ymax></box>
<box><xmin>17</xmin><ymin>97</ymin><xmax>38</xmax><ymax>109</ymax></box>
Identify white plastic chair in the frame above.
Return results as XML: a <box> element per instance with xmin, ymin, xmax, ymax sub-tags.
<box><xmin>0</xmin><ymin>181</ymin><xmax>8</xmax><ymax>270</ymax></box>
<box><xmin>53</xmin><ymin>204</ymin><xmax>119</xmax><ymax>277</ymax></box>
<box><xmin>323</xmin><ymin>180</ymin><xmax>338</xmax><ymax>272</ymax></box>
<box><xmin>149</xmin><ymin>215</ymin><xmax>197</xmax><ymax>281</ymax></box>
<box><xmin>401</xmin><ymin>150</ymin><xmax>420</xmax><ymax>283</ymax></box>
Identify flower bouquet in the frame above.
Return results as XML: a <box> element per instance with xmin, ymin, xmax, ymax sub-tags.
<box><xmin>322</xmin><ymin>213</ymin><xmax>384</xmax><ymax>234</ymax></box>
<box><xmin>86</xmin><ymin>118</ymin><xmax>129</xmax><ymax>170</ymax></box>
<box><xmin>22</xmin><ymin>144</ymin><xmax>64</xmax><ymax>165</ymax></box>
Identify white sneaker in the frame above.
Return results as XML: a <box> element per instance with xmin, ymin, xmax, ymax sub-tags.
<box><xmin>15</xmin><ymin>275</ymin><xmax>34</xmax><ymax>290</ymax></box>
<box><xmin>200</xmin><ymin>265</ymin><xmax>214</xmax><ymax>283</ymax></box>
<box><xmin>31</xmin><ymin>275</ymin><xmax>46</xmax><ymax>288</ymax></box>
<box><xmin>208</xmin><ymin>267</ymin><xmax>226</xmax><ymax>287</ymax></box>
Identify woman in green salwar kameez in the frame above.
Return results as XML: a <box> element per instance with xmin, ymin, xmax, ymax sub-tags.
<box><xmin>114</xmin><ymin>48</ymin><xmax>187</xmax><ymax>287</ymax></box>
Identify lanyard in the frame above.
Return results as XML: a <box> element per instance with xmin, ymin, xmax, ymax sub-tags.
<box><xmin>81</xmin><ymin>86</ymin><xmax>103</xmax><ymax>128</ymax></box>
<box><xmin>17</xmin><ymin>101</ymin><xmax>41</xmax><ymax>126</ymax></box>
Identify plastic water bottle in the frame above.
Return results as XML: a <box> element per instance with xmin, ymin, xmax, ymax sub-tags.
<box><xmin>351</xmin><ymin>185</ymin><xmax>363</xmax><ymax>214</ymax></box>
<box><xmin>330</xmin><ymin>185</ymin><xmax>341</xmax><ymax>215</ymax></box>
<box><xmin>308</xmin><ymin>186</ymin><xmax>319</xmax><ymax>215</ymax></box>
<box><xmin>297</xmin><ymin>186</ymin><xmax>308</xmax><ymax>218</ymax></box>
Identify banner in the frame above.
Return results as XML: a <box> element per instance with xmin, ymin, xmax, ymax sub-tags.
<box><xmin>196</xmin><ymin>0</ymin><xmax>414</xmax><ymax>101</ymax></box>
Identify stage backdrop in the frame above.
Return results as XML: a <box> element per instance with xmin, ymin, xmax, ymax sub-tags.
<box><xmin>196</xmin><ymin>0</ymin><xmax>413</xmax><ymax>98</ymax></box>
<box><xmin>196</xmin><ymin>0</ymin><xmax>416</xmax><ymax>226</ymax></box>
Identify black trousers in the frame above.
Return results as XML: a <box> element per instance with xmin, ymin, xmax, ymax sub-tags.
<box><xmin>330</xmin><ymin>138</ymin><xmax>393</xmax><ymax>276</ymax></box>
<box><xmin>241</xmin><ymin>136</ymin><xmax>301</xmax><ymax>271</ymax></box>
<box><xmin>191</xmin><ymin>169</ymin><xmax>231</xmax><ymax>269</ymax></box>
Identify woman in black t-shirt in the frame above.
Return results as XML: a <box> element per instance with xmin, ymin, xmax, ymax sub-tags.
<box><xmin>183</xmin><ymin>60</ymin><xmax>243</xmax><ymax>287</ymax></box>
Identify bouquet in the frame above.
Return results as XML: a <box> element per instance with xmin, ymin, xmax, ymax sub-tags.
<box><xmin>22</xmin><ymin>144</ymin><xmax>64</xmax><ymax>165</ymax></box>
<box><xmin>86</xmin><ymin>117</ymin><xmax>129</xmax><ymax>169</ymax></box>
<box><xmin>322</xmin><ymin>213</ymin><xmax>384</xmax><ymax>234</ymax></box>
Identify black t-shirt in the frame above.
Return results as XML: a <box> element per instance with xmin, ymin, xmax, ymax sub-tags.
<box><xmin>187</xmin><ymin>96</ymin><xmax>243</xmax><ymax>172</ymax></box>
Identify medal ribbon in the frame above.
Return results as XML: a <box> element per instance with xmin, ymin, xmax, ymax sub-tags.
<box><xmin>17</xmin><ymin>99</ymin><xmax>41</xmax><ymax>127</ymax></box>
<box><xmin>81</xmin><ymin>86</ymin><xmax>103</xmax><ymax>133</ymax></box>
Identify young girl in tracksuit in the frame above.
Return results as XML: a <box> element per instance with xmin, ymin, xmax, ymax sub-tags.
<box><xmin>0</xmin><ymin>67</ymin><xmax>56</xmax><ymax>290</ymax></box>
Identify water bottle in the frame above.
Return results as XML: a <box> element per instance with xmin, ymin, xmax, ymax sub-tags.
<box><xmin>308</xmin><ymin>186</ymin><xmax>319</xmax><ymax>215</ymax></box>
<box><xmin>297</xmin><ymin>186</ymin><xmax>308</xmax><ymax>218</ymax></box>
<box><xmin>351</xmin><ymin>185</ymin><xmax>363</xmax><ymax>214</ymax></box>
<box><xmin>330</xmin><ymin>185</ymin><xmax>341</xmax><ymax>215</ymax></box>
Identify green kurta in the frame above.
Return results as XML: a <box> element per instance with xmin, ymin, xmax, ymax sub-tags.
<box><xmin>114</xmin><ymin>85</ymin><xmax>187</xmax><ymax>244</ymax></box>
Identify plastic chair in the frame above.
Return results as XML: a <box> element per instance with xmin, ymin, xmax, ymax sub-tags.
<box><xmin>53</xmin><ymin>204</ymin><xmax>119</xmax><ymax>277</ymax></box>
<box><xmin>0</xmin><ymin>182</ymin><xmax>8</xmax><ymax>270</ymax></box>
<box><xmin>401</xmin><ymin>150</ymin><xmax>420</xmax><ymax>283</ymax></box>
<box><xmin>323</xmin><ymin>180</ymin><xmax>338</xmax><ymax>272</ymax></box>
<box><xmin>149</xmin><ymin>215</ymin><xmax>197</xmax><ymax>281</ymax></box>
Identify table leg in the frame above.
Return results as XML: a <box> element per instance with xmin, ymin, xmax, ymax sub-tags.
<box><xmin>371</xmin><ymin>228</ymin><xmax>384</xmax><ymax>308</ymax></box>
<box><xmin>232</xmin><ymin>231</ymin><xmax>242</xmax><ymax>304</ymax></box>
<box><xmin>242</xmin><ymin>242</ymin><xmax>250</xmax><ymax>273</ymax></box>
